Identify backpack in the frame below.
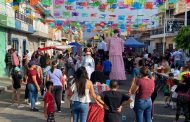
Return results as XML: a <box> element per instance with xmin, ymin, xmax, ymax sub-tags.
<box><xmin>177</xmin><ymin>88</ymin><xmax>190</xmax><ymax>102</ymax></box>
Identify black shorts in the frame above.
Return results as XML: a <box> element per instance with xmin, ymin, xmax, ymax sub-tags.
<box><xmin>13</xmin><ymin>82</ymin><xmax>21</xmax><ymax>89</ymax></box>
<box><xmin>47</xmin><ymin>112</ymin><xmax>55</xmax><ymax>122</ymax></box>
<box><xmin>164</xmin><ymin>93</ymin><xmax>170</xmax><ymax>96</ymax></box>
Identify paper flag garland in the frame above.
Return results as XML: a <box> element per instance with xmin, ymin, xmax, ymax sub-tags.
<box><xmin>12</xmin><ymin>5</ymin><xmax>19</xmax><ymax>11</ymax></box>
<box><xmin>63</xmin><ymin>12</ymin><xmax>71</xmax><ymax>17</ymax></box>
<box><xmin>138</xmin><ymin>0</ymin><xmax>146</xmax><ymax>5</ymax></box>
<box><xmin>76</xmin><ymin>6</ymin><xmax>84</xmax><ymax>9</ymax></box>
<box><xmin>72</xmin><ymin>12</ymin><xmax>79</xmax><ymax>16</ymax></box>
<box><xmin>89</xmin><ymin>1</ymin><xmax>100</xmax><ymax>7</ymax></box>
<box><xmin>54</xmin><ymin>11</ymin><xmax>61</xmax><ymax>16</ymax></box>
<box><xmin>77</xmin><ymin>2</ymin><xmax>88</xmax><ymax>7</ymax></box>
<box><xmin>108</xmin><ymin>8</ymin><xmax>115</xmax><ymax>12</ymax></box>
<box><xmin>99</xmin><ymin>14</ymin><xmax>106</xmax><ymax>19</ymax></box>
<box><xmin>118</xmin><ymin>15</ymin><xmax>125</xmax><ymax>20</ymax></box>
<box><xmin>6</xmin><ymin>0</ymin><xmax>13</xmax><ymax>3</ymax></box>
<box><xmin>118</xmin><ymin>2</ymin><xmax>128</xmax><ymax>9</ymax></box>
<box><xmin>144</xmin><ymin>2</ymin><xmax>153</xmax><ymax>9</ymax></box>
<box><xmin>30</xmin><ymin>0</ymin><xmax>39</xmax><ymax>5</ymax></box>
<box><xmin>168</xmin><ymin>0</ymin><xmax>178</xmax><ymax>4</ymax></box>
<box><xmin>90</xmin><ymin>13</ymin><xmax>97</xmax><ymax>17</ymax></box>
<box><xmin>107</xmin><ymin>0</ymin><xmax>117</xmax><ymax>4</ymax></box>
<box><xmin>109</xmin><ymin>14</ymin><xmax>116</xmax><ymax>17</ymax></box>
<box><xmin>132</xmin><ymin>2</ymin><xmax>142</xmax><ymax>9</ymax></box>
<box><xmin>82</xmin><ymin>13</ymin><xmax>88</xmax><ymax>17</ymax></box>
<box><xmin>65</xmin><ymin>6</ymin><xmax>73</xmax><ymax>10</ymax></box>
<box><xmin>110</xmin><ymin>4</ymin><xmax>117</xmax><ymax>9</ymax></box>
<box><xmin>124</xmin><ymin>0</ymin><xmax>133</xmax><ymax>5</ymax></box>
<box><xmin>99</xmin><ymin>4</ymin><xmax>107</xmax><ymax>12</ymax></box>
<box><xmin>41</xmin><ymin>0</ymin><xmax>51</xmax><ymax>6</ymax></box>
<box><xmin>55</xmin><ymin>20</ymin><xmax>63</xmax><ymax>26</ymax></box>
<box><xmin>156</xmin><ymin>0</ymin><xmax>163</xmax><ymax>5</ymax></box>
<box><xmin>54</xmin><ymin>0</ymin><xmax>64</xmax><ymax>5</ymax></box>
<box><xmin>142</xmin><ymin>19</ymin><xmax>149</xmax><ymax>23</ymax></box>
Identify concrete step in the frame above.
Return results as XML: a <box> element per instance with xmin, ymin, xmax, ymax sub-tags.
<box><xmin>0</xmin><ymin>77</ymin><xmax>12</xmax><ymax>94</ymax></box>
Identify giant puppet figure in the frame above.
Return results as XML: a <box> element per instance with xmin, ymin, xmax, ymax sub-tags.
<box><xmin>82</xmin><ymin>47</ymin><xmax>95</xmax><ymax>79</ymax></box>
<box><xmin>108</xmin><ymin>29</ymin><xmax>126</xmax><ymax>80</ymax></box>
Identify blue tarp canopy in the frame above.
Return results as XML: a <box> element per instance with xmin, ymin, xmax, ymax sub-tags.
<box><xmin>68</xmin><ymin>42</ymin><xmax>81</xmax><ymax>47</ymax></box>
<box><xmin>124</xmin><ymin>37</ymin><xmax>146</xmax><ymax>48</ymax></box>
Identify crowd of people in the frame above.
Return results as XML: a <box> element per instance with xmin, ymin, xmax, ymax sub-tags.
<box><xmin>4</xmin><ymin>29</ymin><xmax>190</xmax><ymax>122</ymax></box>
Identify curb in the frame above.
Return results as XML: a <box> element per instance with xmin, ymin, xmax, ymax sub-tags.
<box><xmin>0</xmin><ymin>77</ymin><xmax>12</xmax><ymax>94</ymax></box>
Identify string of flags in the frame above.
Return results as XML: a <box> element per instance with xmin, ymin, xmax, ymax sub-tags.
<box><xmin>5</xmin><ymin>0</ymin><xmax>190</xmax><ymax>33</ymax></box>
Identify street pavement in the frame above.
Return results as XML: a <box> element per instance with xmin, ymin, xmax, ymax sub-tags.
<box><xmin>0</xmin><ymin>75</ymin><xmax>186</xmax><ymax>122</ymax></box>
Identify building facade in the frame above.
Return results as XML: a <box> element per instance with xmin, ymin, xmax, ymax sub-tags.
<box><xmin>0</xmin><ymin>0</ymin><xmax>54</xmax><ymax>77</ymax></box>
<box><xmin>148</xmin><ymin>0</ymin><xmax>189</xmax><ymax>54</ymax></box>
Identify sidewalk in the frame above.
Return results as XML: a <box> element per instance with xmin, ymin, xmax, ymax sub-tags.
<box><xmin>0</xmin><ymin>77</ymin><xmax>12</xmax><ymax>94</ymax></box>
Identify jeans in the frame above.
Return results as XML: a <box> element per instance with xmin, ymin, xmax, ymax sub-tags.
<box><xmin>53</xmin><ymin>86</ymin><xmax>63</xmax><ymax>111</ymax></box>
<box><xmin>28</xmin><ymin>83</ymin><xmax>38</xmax><ymax>109</ymax></box>
<box><xmin>134</xmin><ymin>98</ymin><xmax>152</xmax><ymax>122</ymax></box>
<box><xmin>72</xmin><ymin>101</ymin><xmax>89</xmax><ymax>122</ymax></box>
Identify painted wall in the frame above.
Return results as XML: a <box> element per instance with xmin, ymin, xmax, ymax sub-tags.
<box><xmin>0</xmin><ymin>27</ymin><xmax>6</xmax><ymax>77</ymax></box>
<box><xmin>10</xmin><ymin>31</ymin><xmax>28</xmax><ymax>57</ymax></box>
<box><xmin>8</xmin><ymin>31</ymin><xmax>40</xmax><ymax>60</ymax></box>
<box><xmin>6</xmin><ymin>4</ymin><xmax>15</xmax><ymax>28</ymax></box>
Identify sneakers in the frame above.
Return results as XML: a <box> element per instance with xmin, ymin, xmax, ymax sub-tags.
<box><xmin>57</xmin><ymin>110</ymin><xmax>61</xmax><ymax>113</ymax></box>
<box><xmin>35</xmin><ymin>101</ymin><xmax>41</xmax><ymax>105</ymax></box>
<box><xmin>28</xmin><ymin>102</ymin><xmax>41</xmax><ymax>106</ymax></box>
<box><xmin>31</xmin><ymin>108</ymin><xmax>39</xmax><ymax>112</ymax></box>
<box><xmin>61</xmin><ymin>101</ymin><xmax>65</xmax><ymax>104</ymax></box>
<box><xmin>17</xmin><ymin>104</ymin><xmax>25</xmax><ymax>108</ymax></box>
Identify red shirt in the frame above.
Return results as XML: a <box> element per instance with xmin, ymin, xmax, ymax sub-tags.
<box><xmin>96</xmin><ymin>64</ymin><xmax>103</xmax><ymax>71</ymax></box>
<box><xmin>166</xmin><ymin>79</ymin><xmax>174</xmax><ymax>88</ymax></box>
<box><xmin>136</xmin><ymin>78</ymin><xmax>155</xmax><ymax>99</ymax></box>
<box><xmin>44</xmin><ymin>91</ymin><xmax>55</xmax><ymax>113</ymax></box>
<box><xmin>27</xmin><ymin>69</ymin><xmax>41</xmax><ymax>85</ymax></box>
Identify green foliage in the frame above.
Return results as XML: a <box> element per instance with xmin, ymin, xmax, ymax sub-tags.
<box><xmin>174</xmin><ymin>26</ymin><xmax>190</xmax><ymax>49</ymax></box>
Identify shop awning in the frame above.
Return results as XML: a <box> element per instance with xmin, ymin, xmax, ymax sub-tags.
<box><xmin>68</xmin><ymin>42</ymin><xmax>81</xmax><ymax>47</ymax></box>
<box><xmin>38</xmin><ymin>45</ymin><xmax>72</xmax><ymax>51</ymax></box>
<box><xmin>124</xmin><ymin>37</ymin><xmax>146</xmax><ymax>48</ymax></box>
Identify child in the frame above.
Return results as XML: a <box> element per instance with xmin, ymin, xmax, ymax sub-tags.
<box><xmin>44</xmin><ymin>81</ymin><xmax>55</xmax><ymax>122</ymax></box>
<box><xmin>101</xmin><ymin>80</ymin><xmax>132</xmax><ymax>122</ymax></box>
<box><xmin>164</xmin><ymin>73</ymin><xmax>174</xmax><ymax>107</ymax></box>
<box><xmin>103</xmin><ymin>57</ymin><xmax>112</xmax><ymax>77</ymax></box>
<box><xmin>95</xmin><ymin>61</ymin><xmax>103</xmax><ymax>71</ymax></box>
<box><xmin>61</xmin><ymin>67</ymin><xmax>67</xmax><ymax>103</ymax></box>
<box><xmin>11</xmin><ymin>67</ymin><xmax>23</xmax><ymax>108</ymax></box>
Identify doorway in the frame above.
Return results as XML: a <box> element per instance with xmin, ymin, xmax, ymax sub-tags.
<box><xmin>12</xmin><ymin>38</ymin><xmax>19</xmax><ymax>54</ymax></box>
<box><xmin>23</xmin><ymin>40</ymin><xmax>26</xmax><ymax>55</ymax></box>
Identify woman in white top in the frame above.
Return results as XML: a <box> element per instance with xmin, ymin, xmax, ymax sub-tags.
<box><xmin>70</xmin><ymin>67</ymin><xmax>105</xmax><ymax>122</ymax></box>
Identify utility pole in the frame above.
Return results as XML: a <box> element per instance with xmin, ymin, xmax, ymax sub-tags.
<box><xmin>163</xmin><ymin>1</ymin><xmax>167</xmax><ymax>55</ymax></box>
<box><xmin>185</xmin><ymin>1</ymin><xmax>187</xmax><ymax>26</ymax></box>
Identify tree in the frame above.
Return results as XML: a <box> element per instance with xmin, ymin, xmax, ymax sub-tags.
<box><xmin>174</xmin><ymin>26</ymin><xmax>190</xmax><ymax>49</ymax></box>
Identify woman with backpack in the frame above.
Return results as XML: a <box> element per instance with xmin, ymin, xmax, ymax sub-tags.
<box><xmin>174</xmin><ymin>73</ymin><xmax>190</xmax><ymax>122</ymax></box>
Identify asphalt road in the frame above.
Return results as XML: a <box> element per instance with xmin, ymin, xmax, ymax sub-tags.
<box><xmin>0</xmin><ymin>75</ymin><xmax>186</xmax><ymax>122</ymax></box>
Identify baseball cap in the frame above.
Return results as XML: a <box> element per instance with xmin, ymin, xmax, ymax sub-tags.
<box><xmin>28</xmin><ymin>61</ymin><xmax>37</xmax><ymax>67</ymax></box>
<box><xmin>14</xmin><ymin>67</ymin><xmax>20</xmax><ymax>72</ymax></box>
